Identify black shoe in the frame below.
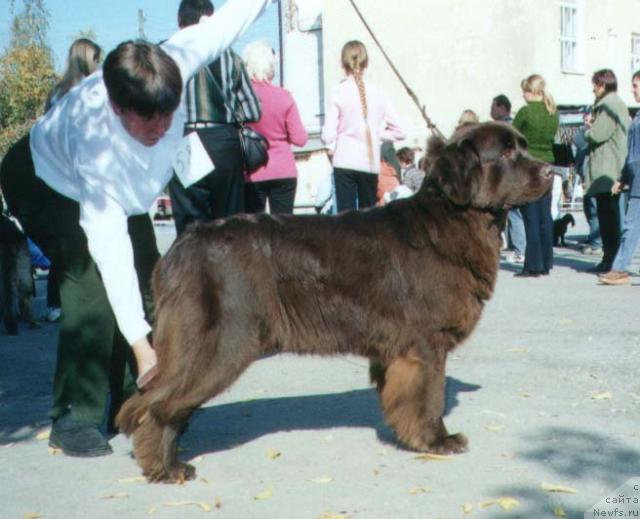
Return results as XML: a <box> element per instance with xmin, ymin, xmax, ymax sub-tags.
<box><xmin>586</xmin><ymin>263</ymin><xmax>610</xmax><ymax>273</ymax></box>
<box><xmin>514</xmin><ymin>270</ymin><xmax>541</xmax><ymax>278</ymax></box>
<box><xmin>49</xmin><ymin>415</ymin><xmax>113</xmax><ymax>457</ymax></box>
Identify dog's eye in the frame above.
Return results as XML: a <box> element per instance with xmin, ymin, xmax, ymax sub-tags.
<box><xmin>500</xmin><ymin>149</ymin><xmax>516</xmax><ymax>160</ymax></box>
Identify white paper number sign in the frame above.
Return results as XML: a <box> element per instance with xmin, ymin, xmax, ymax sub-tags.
<box><xmin>172</xmin><ymin>132</ymin><xmax>215</xmax><ymax>188</ymax></box>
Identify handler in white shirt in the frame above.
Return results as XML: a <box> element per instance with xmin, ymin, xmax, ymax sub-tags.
<box><xmin>0</xmin><ymin>0</ymin><xmax>273</xmax><ymax>458</ymax></box>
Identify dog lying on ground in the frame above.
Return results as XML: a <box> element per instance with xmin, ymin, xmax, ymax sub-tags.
<box><xmin>553</xmin><ymin>213</ymin><xmax>575</xmax><ymax>247</ymax></box>
<box><xmin>0</xmin><ymin>199</ymin><xmax>37</xmax><ymax>335</ymax></box>
<box><xmin>117</xmin><ymin>122</ymin><xmax>553</xmax><ymax>483</ymax></box>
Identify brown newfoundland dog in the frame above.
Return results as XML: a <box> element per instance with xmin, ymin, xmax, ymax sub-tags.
<box><xmin>118</xmin><ymin>122</ymin><xmax>552</xmax><ymax>483</ymax></box>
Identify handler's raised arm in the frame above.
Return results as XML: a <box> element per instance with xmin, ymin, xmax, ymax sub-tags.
<box><xmin>162</xmin><ymin>0</ymin><xmax>274</xmax><ymax>82</ymax></box>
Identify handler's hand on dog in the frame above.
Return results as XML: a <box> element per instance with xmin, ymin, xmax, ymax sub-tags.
<box><xmin>132</xmin><ymin>336</ymin><xmax>158</xmax><ymax>389</ymax></box>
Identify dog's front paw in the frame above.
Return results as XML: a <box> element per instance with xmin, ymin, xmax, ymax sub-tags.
<box><xmin>145</xmin><ymin>461</ymin><xmax>196</xmax><ymax>484</ymax></box>
<box><xmin>428</xmin><ymin>433</ymin><xmax>468</xmax><ymax>455</ymax></box>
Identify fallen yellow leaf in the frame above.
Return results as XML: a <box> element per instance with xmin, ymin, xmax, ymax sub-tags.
<box><xmin>414</xmin><ymin>453</ymin><xmax>452</xmax><ymax>461</ymax></box>
<box><xmin>462</xmin><ymin>503</ymin><xmax>474</xmax><ymax>514</ymax></box>
<box><xmin>310</xmin><ymin>476</ymin><xmax>334</xmax><ymax>484</ymax></box>
<box><xmin>409</xmin><ymin>487</ymin><xmax>432</xmax><ymax>495</ymax></box>
<box><xmin>485</xmin><ymin>424</ymin><xmax>505</xmax><ymax>432</ymax></box>
<box><xmin>506</xmin><ymin>348</ymin><xmax>528</xmax><ymax>353</ymax></box>
<box><xmin>147</xmin><ymin>507</ymin><xmax>156</xmax><ymax>515</ymax></box>
<box><xmin>553</xmin><ymin>506</ymin><xmax>567</xmax><ymax>517</ymax></box>
<box><xmin>35</xmin><ymin>429</ymin><xmax>50</xmax><ymax>441</ymax></box>
<box><xmin>559</xmin><ymin>318</ymin><xmax>573</xmax><ymax>325</ymax></box>
<box><xmin>315</xmin><ymin>513</ymin><xmax>347</xmax><ymax>519</ymax></box>
<box><xmin>116</xmin><ymin>476</ymin><xmax>146</xmax><ymax>484</ymax></box>
<box><xmin>479</xmin><ymin>497</ymin><xmax>520</xmax><ymax>511</ymax></box>
<box><xmin>23</xmin><ymin>513</ymin><xmax>43</xmax><ymax>519</ymax></box>
<box><xmin>100</xmin><ymin>492</ymin><xmax>129</xmax><ymax>500</ymax></box>
<box><xmin>254</xmin><ymin>488</ymin><xmax>273</xmax><ymax>500</ymax></box>
<box><xmin>48</xmin><ymin>447</ymin><xmax>61</xmax><ymax>455</ymax></box>
<box><xmin>165</xmin><ymin>500</ymin><xmax>212</xmax><ymax>512</ymax></box>
<box><xmin>200</xmin><ymin>477</ymin><xmax>210</xmax><ymax>485</ymax></box>
<box><xmin>541</xmin><ymin>482</ymin><xmax>578</xmax><ymax>494</ymax></box>
<box><xmin>591</xmin><ymin>392</ymin><xmax>612</xmax><ymax>401</ymax></box>
<box><xmin>267</xmin><ymin>448</ymin><xmax>281</xmax><ymax>459</ymax></box>
<box><xmin>215</xmin><ymin>497</ymin><xmax>222</xmax><ymax>509</ymax></box>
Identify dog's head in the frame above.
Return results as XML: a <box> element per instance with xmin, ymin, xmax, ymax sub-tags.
<box><xmin>423</xmin><ymin>122</ymin><xmax>553</xmax><ymax>209</ymax></box>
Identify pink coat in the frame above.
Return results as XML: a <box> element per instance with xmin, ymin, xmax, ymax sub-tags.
<box><xmin>321</xmin><ymin>76</ymin><xmax>406</xmax><ymax>174</ymax></box>
<box><xmin>246</xmin><ymin>80</ymin><xmax>308</xmax><ymax>183</ymax></box>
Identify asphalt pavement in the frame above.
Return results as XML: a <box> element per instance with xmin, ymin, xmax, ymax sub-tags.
<box><xmin>1</xmin><ymin>213</ymin><xmax>639</xmax><ymax>519</ymax></box>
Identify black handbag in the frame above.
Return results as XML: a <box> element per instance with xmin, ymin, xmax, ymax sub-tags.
<box><xmin>238</xmin><ymin>124</ymin><xmax>269</xmax><ymax>173</ymax></box>
<box><xmin>206</xmin><ymin>66</ymin><xmax>269</xmax><ymax>173</ymax></box>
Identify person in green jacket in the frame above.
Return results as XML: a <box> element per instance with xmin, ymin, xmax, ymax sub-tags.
<box><xmin>512</xmin><ymin>74</ymin><xmax>559</xmax><ymax>277</ymax></box>
<box><xmin>584</xmin><ymin>69</ymin><xmax>630</xmax><ymax>272</ymax></box>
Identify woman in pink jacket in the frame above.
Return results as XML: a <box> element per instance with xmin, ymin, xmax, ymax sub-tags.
<box><xmin>322</xmin><ymin>40</ymin><xmax>406</xmax><ymax>212</ymax></box>
<box><xmin>243</xmin><ymin>41</ymin><xmax>308</xmax><ymax>214</ymax></box>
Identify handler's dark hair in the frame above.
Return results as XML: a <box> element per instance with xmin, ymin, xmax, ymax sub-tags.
<box><xmin>492</xmin><ymin>94</ymin><xmax>511</xmax><ymax>113</ymax></box>
<box><xmin>592</xmin><ymin>69</ymin><xmax>618</xmax><ymax>95</ymax></box>
<box><xmin>178</xmin><ymin>0</ymin><xmax>214</xmax><ymax>28</ymax></box>
<box><xmin>103</xmin><ymin>40</ymin><xmax>182</xmax><ymax>118</ymax></box>
<box><xmin>396</xmin><ymin>146</ymin><xmax>415</xmax><ymax>165</ymax></box>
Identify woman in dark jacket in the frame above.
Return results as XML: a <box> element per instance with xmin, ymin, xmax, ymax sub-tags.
<box><xmin>599</xmin><ymin>71</ymin><xmax>640</xmax><ymax>284</ymax></box>
<box><xmin>513</xmin><ymin>74</ymin><xmax>559</xmax><ymax>277</ymax></box>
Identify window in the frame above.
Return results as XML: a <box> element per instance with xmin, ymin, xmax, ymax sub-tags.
<box><xmin>633</xmin><ymin>34</ymin><xmax>640</xmax><ymax>74</ymax></box>
<box><xmin>560</xmin><ymin>0</ymin><xmax>582</xmax><ymax>73</ymax></box>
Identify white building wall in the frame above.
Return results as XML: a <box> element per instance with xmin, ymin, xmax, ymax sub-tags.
<box><xmin>321</xmin><ymin>0</ymin><xmax>640</xmax><ymax>145</ymax></box>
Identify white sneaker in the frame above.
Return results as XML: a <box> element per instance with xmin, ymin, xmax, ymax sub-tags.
<box><xmin>512</xmin><ymin>253</ymin><xmax>525</xmax><ymax>264</ymax></box>
<box><xmin>46</xmin><ymin>307</ymin><xmax>61</xmax><ymax>322</ymax></box>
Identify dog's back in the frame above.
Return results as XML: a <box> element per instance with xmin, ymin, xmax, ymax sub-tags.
<box><xmin>0</xmin><ymin>215</ymin><xmax>35</xmax><ymax>334</ymax></box>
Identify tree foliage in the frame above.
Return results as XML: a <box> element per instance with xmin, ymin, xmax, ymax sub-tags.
<box><xmin>0</xmin><ymin>0</ymin><xmax>57</xmax><ymax>157</ymax></box>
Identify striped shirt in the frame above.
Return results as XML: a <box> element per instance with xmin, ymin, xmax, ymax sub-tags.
<box><xmin>184</xmin><ymin>49</ymin><xmax>261</xmax><ymax>125</ymax></box>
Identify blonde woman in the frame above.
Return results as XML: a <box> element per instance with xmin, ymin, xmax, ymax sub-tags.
<box><xmin>42</xmin><ymin>38</ymin><xmax>101</xmax><ymax>323</ymax></box>
<box><xmin>46</xmin><ymin>38</ymin><xmax>102</xmax><ymax>111</ymax></box>
<box><xmin>457</xmin><ymin>109</ymin><xmax>479</xmax><ymax>128</ymax></box>
<box><xmin>512</xmin><ymin>74</ymin><xmax>559</xmax><ymax>277</ymax></box>
<box><xmin>321</xmin><ymin>40</ymin><xmax>406</xmax><ymax>211</ymax></box>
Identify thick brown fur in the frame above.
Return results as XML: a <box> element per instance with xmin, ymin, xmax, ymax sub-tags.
<box><xmin>117</xmin><ymin>123</ymin><xmax>553</xmax><ymax>482</ymax></box>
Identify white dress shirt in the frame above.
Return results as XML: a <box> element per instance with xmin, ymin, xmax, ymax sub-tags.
<box><xmin>29</xmin><ymin>0</ymin><xmax>273</xmax><ymax>344</ymax></box>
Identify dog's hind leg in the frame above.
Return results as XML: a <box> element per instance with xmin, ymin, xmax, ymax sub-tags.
<box><xmin>128</xmin><ymin>402</ymin><xmax>196</xmax><ymax>483</ymax></box>
<box><xmin>121</xmin><ymin>337</ymin><xmax>257</xmax><ymax>483</ymax></box>
<box><xmin>377</xmin><ymin>349</ymin><xmax>467</xmax><ymax>455</ymax></box>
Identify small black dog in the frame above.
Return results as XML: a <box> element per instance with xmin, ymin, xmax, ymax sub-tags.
<box><xmin>553</xmin><ymin>213</ymin><xmax>575</xmax><ymax>247</ymax></box>
<box><xmin>0</xmin><ymin>199</ymin><xmax>37</xmax><ymax>334</ymax></box>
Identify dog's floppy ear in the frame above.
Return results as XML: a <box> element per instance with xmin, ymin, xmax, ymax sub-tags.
<box><xmin>429</xmin><ymin>138</ymin><xmax>481</xmax><ymax>206</ymax></box>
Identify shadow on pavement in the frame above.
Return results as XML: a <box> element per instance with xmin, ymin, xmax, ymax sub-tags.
<box><xmin>179</xmin><ymin>376</ymin><xmax>481</xmax><ymax>457</ymax></box>
<box><xmin>482</xmin><ymin>426</ymin><xmax>640</xmax><ymax>519</ymax></box>
<box><xmin>0</xmin><ymin>324</ymin><xmax>56</xmax><ymax>444</ymax></box>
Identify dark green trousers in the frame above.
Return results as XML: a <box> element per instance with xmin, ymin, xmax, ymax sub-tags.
<box><xmin>0</xmin><ymin>135</ymin><xmax>160</xmax><ymax>424</ymax></box>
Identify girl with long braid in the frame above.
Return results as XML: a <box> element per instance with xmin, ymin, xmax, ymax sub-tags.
<box><xmin>322</xmin><ymin>40</ymin><xmax>406</xmax><ymax>211</ymax></box>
